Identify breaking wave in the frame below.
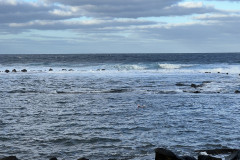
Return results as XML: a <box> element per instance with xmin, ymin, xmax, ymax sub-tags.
<box><xmin>158</xmin><ymin>63</ymin><xmax>194</xmax><ymax>69</ymax></box>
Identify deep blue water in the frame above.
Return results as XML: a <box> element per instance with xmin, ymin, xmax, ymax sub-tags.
<box><xmin>0</xmin><ymin>53</ymin><xmax>240</xmax><ymax>160</ymax></box>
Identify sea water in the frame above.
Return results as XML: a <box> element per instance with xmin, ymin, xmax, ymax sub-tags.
<box><xmin>0</xmin><ymin>53</ymin><xmax>240</xmax><ymax>160</ymax></box>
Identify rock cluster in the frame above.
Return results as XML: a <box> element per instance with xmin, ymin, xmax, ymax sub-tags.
<box><xmin>155</xmin><ymin>148</ymin><xmax>240</xmax><ymax>160</ymax></box>
<box><xmin>1</xmin><ymin>148</ymin><xmax>240</xmax><ymax>160</ymax></box>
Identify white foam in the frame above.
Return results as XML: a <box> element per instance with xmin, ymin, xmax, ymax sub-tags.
<box><xmin>114</xmin><ymin>64</ymin><xmax>146</xmax><ymax>71</ymax></box>
<box><xmin>158</xmin><ymin>63</ymin><xmax>193</xmax><ymax>69</ymax></box>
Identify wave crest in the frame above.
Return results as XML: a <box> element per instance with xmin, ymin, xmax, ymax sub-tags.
<box><xmin>158</xmin><ymin>63</ymin><xmax>193</xmax><ymax>69</ymax></box>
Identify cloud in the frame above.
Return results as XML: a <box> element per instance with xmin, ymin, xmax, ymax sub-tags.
<box><xmin>1</xmin><ymin>0</ymin><xmax>240</xmax><ymax>53</ymax></box>
<box><xmin>0</xmin><ymin>0</ymin><xmax>79</xmax><ymax>24</ymax></box>
<box><xmin>44</xmin><ymin>0</ymin><xmax>219</xmax><ymax>18</ymax></box>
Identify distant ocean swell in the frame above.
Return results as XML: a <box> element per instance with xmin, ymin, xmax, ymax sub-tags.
<box><xmin>1</xmin><ymin>63</ymin><xmax>240</xmax><ymax>74</ymax></box>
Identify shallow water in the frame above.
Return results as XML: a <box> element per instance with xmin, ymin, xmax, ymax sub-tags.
<box><xmin>0</xmin><ymin>54</ymin><xmax>240</xmax><ymax>160</ymax></box>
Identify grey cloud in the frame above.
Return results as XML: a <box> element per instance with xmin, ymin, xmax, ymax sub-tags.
<box><xmin>0</xmin><ymin>1</ymin><xmax>79</xmax><ymax>24</ymax></box>
<box><xmin>3</xmin><ymin>19</ymin><xmax>157</xmax><ymax>34</ymax></box>
<box><xmin>45</xmin><ymin>0</ymin><xmax>219</xmax><ymax>18</ymax></box>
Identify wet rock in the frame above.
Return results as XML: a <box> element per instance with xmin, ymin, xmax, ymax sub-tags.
<box><xmin>69</xmin><ymin>69</ymin><xmax>74</xmax><ymax>71</ymax></box>
<box><xmin>49</xmin><ymin>68</ymin><xmax>53</xmax><ymax>71</ymax></box>
<box><xmin>218</xmin><ymin>72</ymin><xmax>221</xmax><ymax>74</ymax></box>
<box><xmin>198</xmin><ymin>155</ymin><xmax>221</xmax><ymax>160</ymax></box>
<box><xmin>227</xmin><ymin>150</ymin><xmax>240</xmax><ymax>160</ymax></box>
<box><xmin>181</xmin><ymin>156</ymin><xmax>197</xmax><ymax>160</ymax></box>
<box><xmin>191</xmin><ymin>84</ymin><xmax>202</xmax><ymax>88</ymax></box>
<box><xmin>21</xmin><ymin>69</ymin><xmax>27</xmax><ymax>72</ymax></box>
<box><xmin>193</xmin><ymin>91</ymin><xmax>201</xmax><ymax>94</ymax></box>
<box><xmin>155</xmin><ymin>148</ymin><xmax>182</xmax><ymax>160</ymax></box>
<box><xmin>12</xmin><ymin>69</ymin><xmax>17</xmax><ymax>72</ymax></box>
<box><xmin>78</xmin><ymin>158</ymin><xmax>89</xmax><ymax>160</ymax></box>
<box><xmin>62</xmin><ymin>69</ymin><xmax>67</xmax><ymax>71</ymax></box>
<box><xmin>205</xmin><ymin>72</ymin><xmax>211</xmax><ymax>74</ymax></box>
<box><xmin>49</xmin><ymin>157</ymin><xmax>57</xmax><ymax>160</ymax></box>
<box><xmin>235</xmin><ymin>90</ymin><xmax>240</xmax><ymax>94</ymax></box>
<box><xmin>196</xmin><ymin>149</ymin><xmax>238</xmax><ymax>155</ymax></box>
<box><xmin>5</xmin><ymin>70</ymin><xmax>10</xmax><ymax>73</ymax></box>
<box><xmin>0</xmin><ymin>156</ymin><xmax>19</xmax><ymax>160</ymax></box>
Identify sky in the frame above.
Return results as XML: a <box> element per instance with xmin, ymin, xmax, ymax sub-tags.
<box><xmin>0</xmin><ymin>0</ymin><xmax>240</xmax><ymax>54</ymax></box>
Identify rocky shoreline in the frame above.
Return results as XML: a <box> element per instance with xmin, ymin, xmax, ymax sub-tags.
<box><xmin>1</xmin><ymin>148</ymin><xmax>240</xmax><ymax>160</ymax></box>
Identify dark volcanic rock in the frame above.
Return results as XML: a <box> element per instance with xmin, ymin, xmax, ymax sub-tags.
<box><xmin>12</xmin><ymin>69</ymin><xmax>17</xmax><ymax>72</ymax></box>
<box><xmin>155</xmin><ymin>148</ymin><xmax>182</xmax><ymax>160</ymax></box>
<box><xmin>21</xmin><ymin>69</ymin><xmax>27</xmax><ymax>72</ymax></box>
<box><xmin>5</xmin><ymin>70</ymin><xmax>10</xmax><ymax>73</ymax></box>
<box><xmin>181</xmin><ymin>156</ymin><xmax>197</xmax><ymax>160</ymax></box>
<box><xmin>78</xmin><ymin>158</ymin><xmax>89</xmax><ymax>160</ymax></box>
<box><xmin>49</xmin><ymin>68</ymin><xmax>53</xmax><ymax>71</ymax></box>
<box><xmin>227</xmin><ymin>150</ymin><xmax>240</xmax><ymax>160</ymax></box>
<box><xmin>196</xmin><ymin>149</ymin><xmax>238</xmax><ymax>155</ymax></box>
<box><xmin>198</xmin><ymin>155</ymin><xmax>221</xmax><ymax>160</ymax></box>
<box><xmin>193</xmin><ymin>91</ymin><xmax>201</xmax><ymax>94</ymax></box>
<box><xmin>49</xmin><ymin>157</ymin><xmax>57</xmax><ymax>160</ymax></box>
<box><xmin>0</xmin><ymin>156</ymin><xmax>19</xmax><ymax>160</ymax></box>
<box><xmin>235</xmin><ymin>90</ymin><xmax>240</xmax><ymax>94</ymax></box>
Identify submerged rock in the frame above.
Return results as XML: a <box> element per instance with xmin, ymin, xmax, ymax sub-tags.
<box><xmin>176</xmin><ymin>82</ymin><xmax>186</xmax><ymax>86</ymax></box>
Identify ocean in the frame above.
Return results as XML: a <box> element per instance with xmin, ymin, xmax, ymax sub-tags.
<box><xmin>0</xmin><ymin>53</ymin><xmax>240</xmax><ymax>160</ymax></box>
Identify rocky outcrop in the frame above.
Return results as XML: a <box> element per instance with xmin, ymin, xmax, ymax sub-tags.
<box><xmin>198</xmin><ymin>155</ymin><xmax>221</xmax><ymax>160</ymax></box>
<box><xmin>155</xmin><ymin>148</ymin><xmax>183</xmax><ymax>160</ymax></box>
<box><xmin>155</xmin><ymin>148</ymin><xmax>196</xmax><ymax>160</ymax></box>
<box><xmin>0</xmin><ymin>156</ymin><xmax>19</xmax><ymax>160</ymax></box>
<box><xmin>227</xmin><ymin>150</ymin><xmax>240</xmax><ymax>160</ymax></box>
